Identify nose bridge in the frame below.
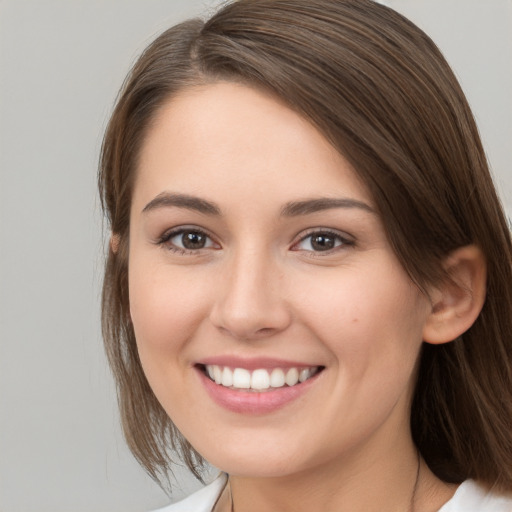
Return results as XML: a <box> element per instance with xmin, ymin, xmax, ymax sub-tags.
<box><xmin>210</xmin><ymin>242</ymin><xmax>290</xmax><ymax>339</ymax></box>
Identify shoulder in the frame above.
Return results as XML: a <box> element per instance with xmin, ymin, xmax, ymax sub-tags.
<box><xmin>152</xmin><ymin>474</ymin><xmax>227</xmax><ymax>512</ymax></box>
<box><xmin>439</xmin><ymin>480</ymin><xmax>512</xmax><ymax>512</ymax></box>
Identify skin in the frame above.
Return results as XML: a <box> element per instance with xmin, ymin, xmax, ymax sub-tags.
<box><xmin>128</xmin><ymin>82</ymin><xmax>458</xmax><ymax>511</ymax></box>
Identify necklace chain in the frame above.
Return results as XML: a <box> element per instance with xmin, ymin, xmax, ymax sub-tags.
<box><xmin>409</xmin><ymin>449</ymin><xmax>421</xmax><ymax>512</ymax></box>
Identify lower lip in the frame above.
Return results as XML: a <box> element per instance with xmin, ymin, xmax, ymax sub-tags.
<box><xmin>196</xmin><ymin>367</ymin><xmax>322</xmax><ymax>414</ymax></box>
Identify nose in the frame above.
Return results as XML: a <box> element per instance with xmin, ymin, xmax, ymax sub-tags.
<box><xmin>209</xmin><ymin>247</ymin><xmax>292</xmax><ymax>340</ymax></box>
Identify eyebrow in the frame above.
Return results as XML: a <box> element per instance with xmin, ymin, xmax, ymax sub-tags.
<box><xmin>142</xmin><ymin>192</ymin><xmax>221</xmax><ymax>215</ymax></box>
<box><xmin>281</xmin><ymin>197</ymin><xmax>375</xmax><ymax>216</ymax></box>
<box><xmin>142</xmin><ymin>192</ymin><xmax>374</xmax><ymax>217</ymax></box>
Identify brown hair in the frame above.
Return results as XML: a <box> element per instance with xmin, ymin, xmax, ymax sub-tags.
<box><xmin>99</xmin><ymin>0</ymin><xmax>512</xmax><ymax>490</ymax></box>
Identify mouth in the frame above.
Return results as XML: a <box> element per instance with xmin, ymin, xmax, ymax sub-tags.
<box><xmin>197</xmin><ymin>364</ymin><xmax>324</xmax><ymax>392</ymax></box>
<box><xmin>195</xmin><ymin>357</ymin><xmax>326</xmax><ymax>414</ymax></box>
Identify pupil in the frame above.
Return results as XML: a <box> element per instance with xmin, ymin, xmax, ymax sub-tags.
<box><xmin>182</xmin><ymin>231</ymin><xmax>206</xmax><ymax>249</ymax></box>
<box><xmin>311</xmin><ymin>234</ymin><xmax>334</xmax><ymax>251</ymax></box>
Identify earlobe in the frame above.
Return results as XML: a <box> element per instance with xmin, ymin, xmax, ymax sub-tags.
<box><xmin>423</xmin><ymin>245</ymin><xmax>487</xmax><ymax>345</ymax></box>
<box><xmin>110</xmin><ymin>233</ymin><xmax>120</xmax><ymax>254</ymax></box>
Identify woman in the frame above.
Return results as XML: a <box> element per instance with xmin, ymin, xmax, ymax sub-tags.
<box><xmin>98</xmin><ymin>1</ymin><xmax>512</xmax><ymax>510</ymax></box>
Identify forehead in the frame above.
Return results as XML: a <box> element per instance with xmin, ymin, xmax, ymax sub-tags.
<box><xmin>133</xmin><ymin>81</ymin><xmax>373</xmax><ymax>213</ymax></box>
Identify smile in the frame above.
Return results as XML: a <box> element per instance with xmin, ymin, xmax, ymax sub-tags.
<box><xmin>196</xmin><ymin>359</ymin><xmax>325</xmax><ymax>414</ymax></box>
<box><xmin>204</xmin><ymin>365</ymin><xmax>322</xmax><ymax>391</ymax></box>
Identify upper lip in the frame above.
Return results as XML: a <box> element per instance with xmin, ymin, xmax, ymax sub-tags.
<box><xmin>196</xmin><ymin>355</ymin><xmax>323</xmax><ymax>371</ymax></box>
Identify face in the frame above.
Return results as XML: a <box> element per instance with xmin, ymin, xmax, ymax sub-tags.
<box><xmin>128</xmin><ymin>82</ymin><xmax>432</xmax><ymax>478</ymax></box>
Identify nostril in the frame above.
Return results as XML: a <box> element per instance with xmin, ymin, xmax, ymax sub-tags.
<box><xmin>208</xmin><ymin>275</ymin><xmax>292</xmax><ymax>340</ymax></box>
<box><xmin>256</xmin><ymin>327</ymin><xmax>276</xmax><ymax>335</ymax></box>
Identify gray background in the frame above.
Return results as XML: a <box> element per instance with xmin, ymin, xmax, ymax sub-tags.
<box><xmin>0</xmin><ymin>1</ymin><xmax>510</xmax><ymax>511</ymax></box>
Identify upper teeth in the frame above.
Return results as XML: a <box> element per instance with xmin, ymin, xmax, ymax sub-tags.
<box><xmin>205</xmin><ymin>365</ymin><xmax>319</xmax><ymax>391</ymax></box>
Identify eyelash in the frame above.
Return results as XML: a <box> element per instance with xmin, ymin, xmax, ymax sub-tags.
<box><xmin>291</xmin><ymin>229</ymin><xmax>354</xmax><ymax>255</ymax></box>
<box><xmin>155</xmin><ymin>227</ymin><xmax>218</xmax><ymax>255</ymax></box>
<box><xmin>155</xmin><ymin>227</ymin><xmax>354</xmax><ymax>255</ymax></box>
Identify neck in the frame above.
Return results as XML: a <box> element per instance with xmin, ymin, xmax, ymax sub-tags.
<box><xmin>227</xmin><ymin>435</ymin><xmax>422</xmax><ymax>512</ymax></box>
<box><xmin>223</xmin><ymin>436</ymin><xmax>458</xmax><ymax>512</ymax></box>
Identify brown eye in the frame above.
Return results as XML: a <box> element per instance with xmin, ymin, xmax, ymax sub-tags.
<box><xmin>159</xmin><ymin>228</ymin><xmax>218</xmax><ymax>253</ymax></box>
<box><xmin>310</xmin><ymin>234</ymin><xmax>336</xmax><ymax>251</ymax></box>
<box><xmin>180</xmin><ymin>231</ymin><xmax>207</xmax><ymax>249</ymax></box>
<box><xmin>293</xmin><ymin>230</ymin><xmax>353</xmax><ymax>253</ymax></box>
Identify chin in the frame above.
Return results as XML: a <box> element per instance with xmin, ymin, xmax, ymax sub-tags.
<box><xmin>212</xmin><ymin>456</ymin><xmax>305</xmax><ymax>479</ymax></box>
<box><xmin>191</xmin><ymin>432</ymin><xmax>322</xmax><ymax>479</ymax></box>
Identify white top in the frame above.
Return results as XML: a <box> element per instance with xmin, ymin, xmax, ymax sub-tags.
<box><xmin>155</xmin><ymin>474</ymin><xmax>512</xmax><ymax>512</ymax></box>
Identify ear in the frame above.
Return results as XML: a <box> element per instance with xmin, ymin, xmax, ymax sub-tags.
<box><xmin>423</xmin><ymin>245</ymin><xmax>486</xmax><ymax>345</ymax></box>
<box><xmin>110</xmin><ymin>233</ymin><xmax>120</xmax><ymax>254</ymax></box>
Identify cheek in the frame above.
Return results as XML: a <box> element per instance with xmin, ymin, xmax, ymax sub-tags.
<box><xmin>128</xmin><ymin>258</ymin><xmax>210</xmax><ymax>365</ymax></box>
<box><xmin>292</xmin><ymin>263</ymin><xmax>428</xmax><ymax>374</ymax></box>
<box><xmin>295</xmin><ymin>267</ymin><xmax>428</xmax><ymax>439</ymax></box>
<box><xmin>127</xmin><ymin>260</ymin><xmax>215</xmax><ymax>421</ymax></box>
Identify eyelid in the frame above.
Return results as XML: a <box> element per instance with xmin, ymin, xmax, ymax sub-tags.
<box><xmin>290</xmin><ymin>227</ymin><xmax>355</xmax><ymax>252</ymax></box>
<box><xmin>153</xmin><ymin>225</ymin><xmax>354</xmax><ymax>255</ymax></box>
<box><xmin>155</xmin><ymin>225</ymin><xmax>220</xmax><ymax>253</ymax></box>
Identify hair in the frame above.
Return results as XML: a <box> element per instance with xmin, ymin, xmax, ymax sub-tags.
<box><xmin>99</xmin><ymin>0</ymin><xmax>512</xmax><ymax>491</ymax></box>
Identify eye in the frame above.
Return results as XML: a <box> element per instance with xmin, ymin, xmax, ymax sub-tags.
<box><xmin>292</xmin><ymin>230</ymin><xmax>353</xmax><ymax>252</ymax></box>
<box><xmin>157</xmin><ymin>227</ymin><xmax>219</xmax><ymax>253</ymax></box>
<box><xmin>173</xmin><ymin>230</ymin><xmax>210</xmax><ymax>250</ymax></box>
